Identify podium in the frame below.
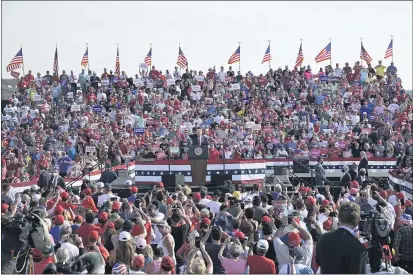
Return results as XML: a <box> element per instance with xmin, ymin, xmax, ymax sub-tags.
<box><xmin>188</xmin><ymin>145</ymin><xmax>209</xmax><ymax>186</ymax></box>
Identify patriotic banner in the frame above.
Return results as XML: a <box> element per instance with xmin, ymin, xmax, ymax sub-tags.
<box><xmin>388</xmin><ymin>173</ymin><xmax>413</xmax><ymax>200</ymax></box>
<box><xmin>10</xmin><ymin>71</ymin><xmax>20</xmax><ymax>79</ymax></box>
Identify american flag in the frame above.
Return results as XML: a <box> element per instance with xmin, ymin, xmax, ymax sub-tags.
<box><xmin>6</xmin><ymin>47</ymin><xmax>23</xmax><ymax>72</ymax></box>
<box><xmin>261</xmin><ymin>44</ymin><xmax>271</xmax><ymax>64</ymax></box>
<box><xmin>384</xmin><ymin>39</ymin><xmax>393</xmax><ymax>59</ymax></box>
<box><xmin>360</xmin><ymin>42</ymin><xmax>373</xmax><ymax>64</ymax></box>
<box><xmin>10</xmin><ymin>71</ymin><xmax>20</xmax><ymax>79</ymax></box>
<box><xmin>177</xmin><ymin>46</ymin><xmax>188</xmax><ymax>69</ymax></box>
<box><xmin>53</xmin><ymin>46</ymin><xmax>59</xmax><ymax>75</ymax></box>
<box><xmin>315</xmin><ymin>42</ymin><xmax>332</xmax><ymax>63</ymax></box>
<box><xmin>144</xmin><ymin>48</ymin><xmax>152</xmax><ymax>67</ymax></box>
<box><xmin>115</xmin><ymin>46</ymin><xmax>120</xmax><ymax>76</ymax></box>
<box><xmin>81</xmin><ymin>47</ymin><xmax>89</xmax><ymax>67</ymax></box>
<box><xmin>295</xmin><ymin>42</ymin><xmax>304</xmax><ymax>68</ymax></box>
<box><xmin>228</xmin><ymin>46</ymin><xmax>240</xmax><ymax>64</ymax></box>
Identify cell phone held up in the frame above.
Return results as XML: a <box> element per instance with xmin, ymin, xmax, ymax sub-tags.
<box><xmin>195</xmin><ymin>237</ymin><xmax>201</xmax><ymax>248</ymax></box>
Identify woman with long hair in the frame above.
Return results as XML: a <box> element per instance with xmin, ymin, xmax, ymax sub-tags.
<box><xmin>109</xmin><ymin>231</ymin><xmax>135</xmax><ymax>270</ymax></box>
<box><xmin>186</xmin><ymin>243</ymin><xmax>213</xmax><ymax>274</ymax></box>
<box><xmin>218</xmin><ymin>238</ymin><xmax>247</xmax><ymax>274</ymax></box>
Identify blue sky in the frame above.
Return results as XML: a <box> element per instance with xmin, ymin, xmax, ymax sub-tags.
<box><xmin>2</xmin><ymin>1</ymin><xmax>412</xmax><ymax>89</ymax></box>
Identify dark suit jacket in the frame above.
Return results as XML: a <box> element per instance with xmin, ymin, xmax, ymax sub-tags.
<box><xmin>190</xmin><ymin>134</ymin><xmax>209</xmax><ymax>146</ymax></box>
<box><xmin>37</xmin><ymin>170</ymin><xmax>51</xmax><ymax>191</ymax></box>
<box><xmin>358</xmin><ymin>157</ymin><xmax>369</xmax><ymax>176</ymax></box>
<box><xmin>349</xmin><ymin>168</ymin><xmax>358</xmax><ymax>181</ymax></box>
<box><xmin>340</xmin><ymin>172</ymin><xmax>352</xmax><ymax>187</ymax></box>
<box><xmin>316</xmin><ymin>228</ymin><xmax>368</xmax><ymax>274</ymax></box>
<box><xmin>315</xmin><ymin>163</ymin><xmax>326</xmax><ymax>185</ymax></box>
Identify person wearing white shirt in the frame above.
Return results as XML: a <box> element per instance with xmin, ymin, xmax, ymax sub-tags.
<box><xmin>218</xmin><ymin>67</ymin><xmax>226</xmax><ymax>82</ymax></box>
<box><xmin>334</xmin><ymin>64</ymin><xmax>342</xmax><ymax>78</ymax></box>
<box><xmin>97</xmin><ymin>186</ymin><xmax>120</xmax><ymax>208</ymax></box>
<box><xmin>388</xmin><ymin>100</ymin><xmax>400</xmax><ymax>114</ymax></box>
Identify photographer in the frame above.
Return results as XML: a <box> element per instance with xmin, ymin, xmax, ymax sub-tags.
<box><xmin>316</xmin><ymin>202</ymin><xmax>368</xmax><ymax>273</ymax></box>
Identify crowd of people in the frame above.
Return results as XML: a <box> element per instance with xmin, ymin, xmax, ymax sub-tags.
<box><xmin>1</xmin><ymin>60</ymin><xmax>413</xmax><ymax>274</ymax></box>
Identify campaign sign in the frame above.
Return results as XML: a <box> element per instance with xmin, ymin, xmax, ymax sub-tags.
<box><xmin>33</xmin><ymin>94</ymin><xmax>42</xmax><ymax>101</ymax></box>
<box><xmin>191</xmin><ymin>85</ymin><xmax>201</xmax><ymax>92</ymax></box>
<box><xmin>134</xmin><ymin>79</ymin><xmax>144</xmax><ymax>86</ymax></box>
<box><xmin>71</xmin><ymin>104</ymin><xmax>81</xmax><ymax>112</ymax></box>
<box><xmin>319</xmin><ymin>75</ymin><xmax>329</xmax><ymax>82</ymax></box>
<box><xmin>101</xmin><ymin>79</ymin><xmax>110</xmax><ymax>86</ymax></box>
<box><xmin>85</xmin><ymin>146</ymin><xmax>96</xmax><ymax>153</ymax></box>
<box><xmin>195</xmin><ymin>75</ymin><xmax>205</xmax><ymax>82</ymax></box>
<box><xmin>93</xmin><ymin>105</ymin><xmax>103</xmax><ymax>113</ymax></box>
<box><xmin>167</xmin><ymin>79</ymin><xmax>176</xmax><ymax>86</ymax></box>
<box><xmin>231</xmin><ymin>83</ymin><xmax>240</xmax><ymax>90</ymax></box>
<box><xmin>139</xmin><ymin>63</ymin><xmax>148</xmax><ymax>70</ymax></box>
<box><xmin>134</xmin><ymin>128</ymin><xmax>145</xmax><ymax>135</ymax></box>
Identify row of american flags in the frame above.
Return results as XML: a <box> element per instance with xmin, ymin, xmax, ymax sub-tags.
<box><xmin>6</xmin><ymin>38</ymin><xmax>393</xmax><ymax>78</ymax></box>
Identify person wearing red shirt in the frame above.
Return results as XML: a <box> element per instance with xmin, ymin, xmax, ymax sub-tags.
<box><xmin>209</xmin><ymin>145</ymin><xmax>220</xmax><ymax>161</ymax></box>
<box><xmin>247</xmin><ymin>239</ymin><xmax>277</xmax><ymax>274</ymax></box>
<box><xmin>87</xmin><ymin>230</ymin><xmax>110</xmax><ymax>262</ymax></box>
<box><xmin>33</xmin><ymin>247</ymin><xmax>56</xmax><ymax>274</ymax></box>
<box><xmin>96</xmin><ymin>212</ymin><xmax>109</xmax><ymax>231</ymax></box>
<box><xmin>24</xmin><ymin>70</ymin><xmax>35</xmax><ymax>83</ymax></box>
<box><xmin>75</xmin><ymin>212</ymin><xmax>103</xmax><ymax>246</ymax></box>
<box><xmin>130</xmin><ymin>208</ymin><xmax>151</xmax><ymax>245</ymax></box>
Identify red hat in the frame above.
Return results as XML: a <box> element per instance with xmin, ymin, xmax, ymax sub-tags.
<box><xmin>405</xmin><ymin>199</ymin><xmax>412</xmax><ymax>207</ymax></box>
<box><xmin>201</xmin><ymin>218</ymin><xmax>211</xmax><ymax>225</ymax></box>
<box><xmin>288</xmin><ymin>232</ymin><xmax>302</xmax><ymax>246</ymax></box>
<box><xmin>84</xmin><ymin>188</ymin><xmax>92</xmax><ymax>196</ymax></box>
<box><xmin>380</xmin><ymin>190</ymin><xmax>388</xmax><ymax>199</ymax></box>
<box><xmin>88</xmin><ymin>230</ymin><xmax>99</xmax><ymax>241</ymax></box>
<box><xmin>130</xmin><ymin>186</ymin><xmax>138</xmax><ymax>194</ymax></box>
<box><xmin>134</xmin><ymin>254</ymin><xmax>145</xmax><ymax>268</ymax></box>
<box><xmin>351</xmin><ymin>181</ymin><xmax>359</xmax><ymax>189</ymax></box>
<box><xmin>206</xmin><ymin>195</ymin><xmax>213</xmax><ymax>200</ymax></box>
<box><xmin>157</xmin><ymin>182</ymin><xmax>164</xmax><ymax>188</ymax></box>
<box><xmin>322</xmin><ymin>199</ymin><xmax>330</xmax><ymax>207</ymax></box>
<box><xmin>106</xmin><ymin>222</ymin><xmax>115</xmax><ymax>229</ymax></box>
<box><xmin>74</xmin><ymin>215</ymin><xmax>84</xmax><ymax>223</ymax></box>
<box><xmin>323</xmin><ymin>219</ymin><xmax>333</xmax><ymax>231</ymax></box>
<box><xmin>2</xmin><ymin>203</ymin><xmax>9</xmax><ymax>213</ymax></box>
<box><xmin>54</xmin><ymin>215</ymin><xmax>65</xmax><ymax>226</ymax></box>
<box><xmin>306</xmin><ymin>197</ymin><xmax>317</xmax><ymax>206</ymax></box>
<box><xmin>397</xmin><ymin>193</ymin><xmax>405</xmax><ymax>200</ymax></box>
<box><xmin>234</xmin><ymin>231</ymin><xmax>246</xmax><ymax>240</ymax></box>
<box><xmin>81</xmin><ymin>197</ymin><xmax>98</xmax><ymax>213</ymax></box>
<box><xmin>167</xmin><ymin>197</ymin><xmax>174</xmax><ymax>205</ymax></box>
<box><xmin>99</xmin><ymin>212</ymin><xmax>109</xmax><ymax>221</ymax></box>
<box><xmin>161</xmin><ymin>256</ymin><xmax>175</xmax><ymax>269</ymax></box>
<box><xmin>54</xmin><ymin>205</ymin><xmax>64</xmax><ymax>215</ymax></box>
<box><xmin>193</xmin><ymin>192</ymin><xmax>201</xmax><ymax>201</ymax></box>
<box><xmin>60</xmin><ymin>192</ymin><xmax>69</xmax><ymax>199</ymax></box>
<box><xmin>261</xmin><ymin>216</ymin><xmax>271</xmax><ymax>223</ymax></box>
<box><xmin>350</xmin><ymin>188</ymin><xmax>358</xmax><ymax>196</ymax></box>
<box><xmin>112</xmin><ymin>201</ymin><xmax>121</xmax><ymax>211</ymax></box>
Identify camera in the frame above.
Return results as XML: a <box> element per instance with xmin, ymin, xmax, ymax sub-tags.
<box><xmin>359</xmin><ymin>210</ymin><xmax>390</xmax><ymax>245</ymax></box>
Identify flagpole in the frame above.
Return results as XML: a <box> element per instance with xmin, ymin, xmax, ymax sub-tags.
<box><xmin>179</xmin><ymin>42</ymin><xmax>181</xmax><ymax>73</ymax></box>
<box><xmin>86</xmin><ymin>43</ymin><xmax>89</xmax><ymax>72</ymax></box>
<box><xmin>268</xmin><ymin>40</ymin><xmax>271</xmax><ymax>69</ymax></box>
<box><xmin>21</xmin><ymin>44</ymin><xmax>25</xmax><ymax>76</ymax></box>
<box><xmin>360</xmin><ymin>37</ymin><xmax>363</xmax><ymax>66</ymax></box>
<box><xmin>329</xmin><ymin>37</ymin><xmax>332</xmax><ymax>67</ymax></box>
<box><xmin>116</xmin><ymin>43</ymin><xmax>119</xmax><ymax>75</ymax></box>
<box><xmin>238</xmin><ymin>41</ymin><xmax>241</xmax><ymax>74</ymax></box>
<box><xmin>391</xmin><ymin>34</ymin><xmax>394</xmax><ymax>63</ymax></box>
<box><xmin>150</xmin><ymin>43</ymin><xmax>152</xmax><ymax>68</ymax></box>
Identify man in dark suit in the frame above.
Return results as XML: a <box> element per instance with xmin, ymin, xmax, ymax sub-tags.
<box><xmin>340</xmin><ymin>165</ymin><xmax>352</xmax><ymax>188</ymax></box>
<box><xmin>37</xmin><ymin>164</ymin><xmax>51</xmax><ymax>194</ymax></box>
<box><xmin>349</xmin><ymin>163</ymin><xmax>358</xmax><ymax>181</ymax></box>
<box><xmin>190</xmin><ymin>128</ymin><xmax>208</xmax><ymax>146</ymax></box>
<box><xmin>358</xmin><ymin>151</ymin><xmax>369</xmax><ymax>177</ymax></box>
<box><xmin>316</xmin><ymin>202</ymin><xmax>368</xmax><ymax>273</ymax></box>
<box><xmin>314</xmin><ymin>157</ymin><xmax>326</xmax><ymax>186</ymax></box>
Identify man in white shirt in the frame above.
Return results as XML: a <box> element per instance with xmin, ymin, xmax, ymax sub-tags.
<box><xmin>218</xmin><ymin>66</ymin><xmax>227</xmax><ymax>82</ymax></box>
<box><xmin>59</xmin><ymin>223</ymin><xmax>80</xmax><ymax>260</ymax></box>
<box><xmin>97</xmin><ymin>184</ymin><xmax>120</xmax><ymax>208</ymax></box>
<box><xmin>334</xmin><ymin>63</ymin><xmax>342</xmax><ymax>78</ymax></box>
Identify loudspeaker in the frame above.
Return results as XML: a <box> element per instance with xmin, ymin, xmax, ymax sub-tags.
<box><xmin>293</xmin><ymin>159</ymin><xmax>309</xmax><ymax>173</ymax></box>
<box><xmin>210</xmin><ymin>174</ymin><xmax>232</xmax><ymax>187</ymax></box>
<box><xmin>161</xmin><ymin>175</ymin><xmax>185</xmax><ymax>188</ymax></box>
<box><xmin>274</xmin><ymin>167</ymin><xmax>288</xmax><ymax>176</ymax></box>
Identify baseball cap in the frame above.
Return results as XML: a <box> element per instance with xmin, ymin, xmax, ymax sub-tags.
<box><xmin>161</xmin><ymin>256</ymin><xmax>175</xmax><ymax>269</ymax></box>
<box><xmin>288</xmin><ymin>232</ymin><xmax>302</xmax><ymax>246</ymax></box>
<box><xmin>323</xmin><ymin>219</ymin><xmax>333</xmax><ymax>231</ymax></box>
<box><xmin>134</xmin><ymin>254</ymin><xmax>145</xmax><ymax>268</ymax></box>
<box><xmin>96</xmin><ymin>182</ymin><xmax>105</xmax><ymax>188</ymax></box>
<box><xmin>192</xmin><ymin>192</ymin><xmax>201</xmax><ymax>201</ymax></box>
<box><xmin>124</xmin><ymin>179</ymin><xmax>132</xmax><ymax>187</ymax></box>
<box><xmin>83</xmin><ymin>188</ymin><xmax>92</xmax><ymax>195</ymax></box>
<box><xmin>157</xmin><ymin>182</ymin><xmax>164</xmax><ymax>188</ymax></box>
<box><xmin>2</xmin><ymin>203</ymin><xmax>9</xmax><ymax>213</ymax></box>
<box><xmin>30</xmin><ymin>184</ymin><xmax>40</xmax><ymax>191</ymax></box>
<box><xmin>261</xmin><ymin>216</ymin><xmax>271</xmax><ymax>223</ymax></box>
<box><xmin>200</xmin><ymin>218</ymin><xmax>211</xmax><ymax>225</ymax></box>
<box><xmin>74</xmin><ymin>215</ymin><xmax>83</xmax><ymax>223</ymax></box>
<box><xmin>54</xmin><ymin>205</ymin><xmax>64</xmax><ymax>215</ymax></box>
<box><xmin>234</xmin><ymin>231</ymin><xmax>245</xmax><ymax>240</ymax></box>
<box><xmin>104</xmin><ymin>184</ymin><xmax>112</xmax><ymax>190</ymax></box>
<box><xmin>122</xmin><ymin>220</ymin><xmax>134</xmax><ymax>232</ymax></box>
<box><xmin>350</xmin><ymin>188</ymin><xmax>358</xmax><ymax>196</ymax></box>
<box><xmin>256</xmin><ymin>239</ymin><xmax>269</xmax><ymax>250</ymax></box>
<box><xmin>131</xmin><ymin>186</ymin><xmax>138</xmax><ymax>193</ymax></box>
<box><xmin>351</xmin><ymin>181</ymin><xmax>359</xmax><ymax>189</ymax></box>
<box><xmin>134</xmin><ymin>236</ymin><xmax>147</xmax><ymax>249</ymax></box>
<box><xmin>99</xmin><ymin>212</ymin><xmax>109</xmax><ymax>221</ymax></box>
<box><xmin>213</xmin><ymin>190</ymin><xmax>222</xmax><ymax>196</ymax></box>
<box><xmin>60</xmin><ymin>192</ymin><xmax>69</xmax><ymax>199</ymax></box>
<box><xmin>119</xmin><ymin>231</ymin><xmax>132</xmax><ymax>241</ymax></box>
<box><xmin>112</xmin><ymin>201</ymin><xmax>121</xmax><ymax>211</ymax></box>
<box><xmin>405</xmin><ymin>199</ymin><xmax>412</xmax><ymax>207</ymax></box>
<box><xmin>88</xmin><ymin>230</ymin><xmax>99</xmax><ymax>241</ymax></box>
<box><xmin>106</xmin><ymin>222</ymin><xmax>115</xmax><ymax>229</ymax></box>
<box><xmin>306</xmin><ymin>196</ymin><xmax>317</xmax><ymax>205</ymax></box>
<box><xmin>397</xmin><ymin>192</ymin><xmax>405</xmax><ymax>200</ymax></box>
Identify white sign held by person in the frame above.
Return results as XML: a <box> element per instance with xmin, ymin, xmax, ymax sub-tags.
<box><xmin>245</xmin><ymin>122</ymin><xmax>254</xmax><ymax>129</ymax></box>
<box><xmin>191</xmin><ymin>85</ymin><xmax>201</xmax><ymax>92</ymax></box>
<box><xmin>91</xmin><ymin>123</ymin><xmax>99</xmax><ymax>130</ymax></box>
<box><xmin>71</xmin><ymin>104</ymin><xmax>81</xmax><ymax>112</ymax></box>
<box><xmin>252</xmin><ymin>124</ymin><xmax>262</xmax><ymax>131</ymax></box>
<box><xmin>167</xmin><ymin>79</ymin><xmax>176</xmax><ymax>86</ymax></box>
<box><xmin>139</xmin><ymin>63</ymin><xmax>148</xmax><ymax>70</ymax></box>
<box><xmin>101</xmin><ymin>79</ymin><xmax>110</xmax><ymax>86</ymax></box>
<box><xmin>231</xmin><ymin>83</ymin><xmax>240</xmax><ymax>90</ymax></box>
<box><xmin>134</xmin><ymin>79</ymin><xmax>144</xmax><ymax>87</ymax></box>
<box><xmin>195</xmin><ymin>75</ymin><xmax>205</xmax><ymax>82</ymax></box>
<box><xmin>85</xmin><ymin>146</ymin><xmax>96</xmax><ymax>153</ymax></box>
<box><xmin>33</xmin><ymin>94</ymin><xmax>42</xmax><ymax>101</ymax></box>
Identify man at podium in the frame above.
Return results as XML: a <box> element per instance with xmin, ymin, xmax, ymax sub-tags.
<box><xmin>190</xmin><ymin>128</ymin><xmax>209</xmax><ymax>146</ymax></box>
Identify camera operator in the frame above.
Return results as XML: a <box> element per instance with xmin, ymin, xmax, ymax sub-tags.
<box><xmin>316</xmin><ymin>202</ymin><xmax>368</xmax><ymax>273</ymax></box>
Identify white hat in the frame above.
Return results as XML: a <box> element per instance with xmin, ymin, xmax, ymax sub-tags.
<box><xmin>124</xmin><ymin>180</ymin><xmax>132</xmax><ymax>187</ymax></box>
<box><xmin>134</xmin><ymin>236</ymin><xmax>147</xmax><ymax>249</ymax></box>
<box><xmin>119</xmin><ymin>231</ymin><xmax>132</xmax><ymax>242</ymax></box>
<box><xmin>30</xmin><ymin>185</ymin><xmax>40</xmax><ymax>191</ymax></box>
<box><xmin>32</xmin><ymin>193</ymin><xmax>41</xmax><ymax>202</ymax></box>
<box><xmin>96</xmin><ymin>182</ymin><xmax>104</xmax><ymax>188</ymax></box>
<box><xmin>257</xmin><ymin>239</ymin><xmax>269</xmax><ymax>250</ymax></box>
